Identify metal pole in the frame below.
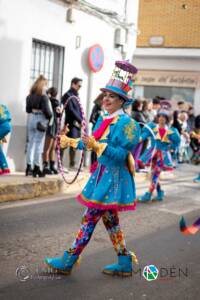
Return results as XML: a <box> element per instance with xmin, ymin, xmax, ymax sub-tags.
<box><xmin>84</xmin><ymin>70</ymin><xmax>94</xmax><ymax>167</ymax></box>
<box><xmin>122</xmin><ymin>0</ymin><xmax>128</xmax><ymax>60</ymax></box>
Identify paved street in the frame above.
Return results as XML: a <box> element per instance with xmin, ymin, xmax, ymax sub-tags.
<box><xmin>0</xmin><ymin>165</ymin><xmax>200</xmax><ymax>300</ymax></box>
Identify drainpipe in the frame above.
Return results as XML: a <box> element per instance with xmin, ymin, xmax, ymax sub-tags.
<box><xmin>122</xmin><ymin>0</ymin><xmax>128</xmax><ymax>59</ymax></box>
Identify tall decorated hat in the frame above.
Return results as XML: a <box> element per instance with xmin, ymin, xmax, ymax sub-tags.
<box><xmin>100</xmin><ymin>60</ymin><xmax>138</xmax><ymax>106</ymax></box>
<box><xmin>158</xmin><ymin>100</ymin><xmax>172</xmax><ymax>122</ymax></box>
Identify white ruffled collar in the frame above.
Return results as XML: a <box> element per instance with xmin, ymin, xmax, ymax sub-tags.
<box><xmin>105</xmin><ymin>109</ymin><xmax>125</xmax><ymax>119</ymax></box>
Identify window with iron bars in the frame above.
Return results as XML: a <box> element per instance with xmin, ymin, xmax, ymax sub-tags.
<box><xmin>30</xmin><ymin>39</ymin><xmax>65</xmax><ymax>96</ymax></box>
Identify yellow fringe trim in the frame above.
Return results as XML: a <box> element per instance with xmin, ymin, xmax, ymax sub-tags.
<box><xmin>86</xmin><ymin>136</ymin><xmax>107</xmax><ymax>157</ymax></box>
<box><xmin>75</xmin><ymin>256</ymin><xmax>81</xmax><ymax>267</ymax></box>
<box><xmin>60</xmin><ymin>136</ymin><xmax>80</xmax><ymax>149</ymax></box>
<box><xmin>129</xmin><ymin>251</ymin><xmax>139</xmax><ymax>265</ymax></box>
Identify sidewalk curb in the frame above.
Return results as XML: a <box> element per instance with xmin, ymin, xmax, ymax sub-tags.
<box><xmin>0</xmin><ymin>172</ymin><xmax>145</xmax><ymax>203</ymax></box>
<box><xmin>0</xmin><ymin>171</ymin><xmax>180</xmax><ymax>203</ymax></box>
<box><xmin>0</xmin><ymin>178</ymin><xmax>63</xmax><ymax>202</ymax></box>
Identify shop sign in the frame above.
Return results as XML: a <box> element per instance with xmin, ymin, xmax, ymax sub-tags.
<box><xmin>134</xmin><ymin>70</ymin><xmax>200</xmax><ymax>88</ymax></box>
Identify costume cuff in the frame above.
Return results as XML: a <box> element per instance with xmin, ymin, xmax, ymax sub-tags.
<box><xmin>60</xmin><ymin>136</ymin><xmax>80</xmax><ymax>149</ymax></box>
<box><xmin>69</xmin><ymin>138</ymin><xmax>80</xmax><ymax>148</ymax></box>
<box><xmin>86</xmin><ymin>136</ymin><xmax>107</xmax><ymax>157</ymax></box>
<box><xmin>95</xmin><ymin>143</ymin><xmax>107</xmax><ymax>157</ymax></box>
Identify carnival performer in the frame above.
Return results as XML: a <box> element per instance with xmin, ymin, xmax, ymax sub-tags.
<box><xmin>193</xmin><ymin>173</ymin><xmax>200</xmax><ymax>183</ymax></box>
<box><xmin>192</xmin><ymin>115</ymin><xmax>200</xmax><ymax>183</ymax></box>
<box><xmin>138</xmin><ymin>110</ymin><xmax>180</xmax><ymax>202</ymax></box>
<box><xmin>44</xmin><ymin>61</ymin><xmax>140</xmax><ymax>277</ymax></box>
<box><xmin>190</xmin><ymin>115</ymin><xmax>200</xmax><ymax>165</ymax></box>
<box><xmin>0</xmin><ymin>104</ymin><xmax>12</xmax><ymax>175</ymax></box>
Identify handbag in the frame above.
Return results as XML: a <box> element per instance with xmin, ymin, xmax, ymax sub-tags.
<box><xmin>36</xmin><ymin>121</ymin><xmax>47</xmax><ymax>132</ymax></box>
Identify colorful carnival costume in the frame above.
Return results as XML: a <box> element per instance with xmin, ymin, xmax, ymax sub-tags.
<box><xmin>0</xmin><ymin>104</ymin><xmax>12</xmax><ymax>175</ymax></box>
<box><xmin>138</xmin><ymin>113</ymin><xmax>180</xmax><ymax>202</ymax></box>
<box><xmin>193</xmin><ymin>173</ymin><xmax>200</xmax><ymax>183</ymax></box>
<box><xmin>190</xmin><ymin>129</ymin><xmax>200</xmax><ymax>165</ymax></box>
<box><xmin>44</xmin><ymin>61</ymin><xmax>140</xmax><ymax>277</ymax></box>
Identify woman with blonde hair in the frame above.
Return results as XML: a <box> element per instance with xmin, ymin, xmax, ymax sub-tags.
<box><xmin>26</xmin><ymin>75</ymin><xmax>52</xmax><ymax>177</ymax></box>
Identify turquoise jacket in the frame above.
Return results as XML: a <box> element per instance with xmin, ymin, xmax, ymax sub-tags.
<box><xmin>139</xmin><ymin>122</ymin><xmax>180</xmax><ymax>169</ymax></box>
<box><xmin>0</xmin><ymin>105</ymin><xmax>11</xmax><ymax>140</ymax></box>
<box><xmin>0</xmin><ymin>105</ymin><xmax>11</xmax><ymax>124</ymax></box>
<box><xmin>76</xmin><ymin>113</ymin><xmax>140</xmax><ymax>211</ymax></box>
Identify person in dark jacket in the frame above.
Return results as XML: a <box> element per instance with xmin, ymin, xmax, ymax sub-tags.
<box><xmin>89</xmin><ymin>93</ymin><xmax>104</xmax><ymax>165</ymax></box>
<box><xmin>42</xmin><ymin>87</ymin><xmax>61</xmax><ymax>174</ymax></box>
<box><xmin>187</xmin><ymin>106</ymin><xmax>195</xmax><ymax>131</ymax></box>
<box><xmin>172</xmin><ymin>110</ymin><xmax>182</xmax><ymax>134</ymax></box>
<box><xmin>61</xmin><ymin>77</ymin><xmax>83</xmax><ymax>168</ymax></box>
<box><xmin>89</xmin><ymin>93</ymin><xmax>104</xmax><ymax>128</ymax></box>
<box><xmin>131</xmin><ymin>99</ymin><xmax>146</xmax><ymax>124</ymax></box>
<box><xmin>190</xmin><ymin>115</ymin><xmax>200</xmax><ymax>165</ymax></box>
<box><xmin>26</xmin><ymin>75</ymin><xmax>52</xmax><ymax>177</ymax></box>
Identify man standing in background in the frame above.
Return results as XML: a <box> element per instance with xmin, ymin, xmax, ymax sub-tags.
<box><xmin>61</xmin><ymin>77</ymin><xmax>83</xmax><ymax>169</ymax></box>
<box><xmin>152</xmin><ymin>97</ymin><xmax>161</xmax><ymax>120</ymax></box>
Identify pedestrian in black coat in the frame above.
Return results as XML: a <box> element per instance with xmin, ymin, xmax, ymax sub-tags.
<box><xmin>89</xmin><ymin>93</ymin><xmax>104</xmax><ymax>165</ymax></box>
<box><xmin>43</xmin><ymin>87</ymin><xmax>61</xmax><ymax>175</ymax></box>
<box><xmin>61</xmin><ymin>77</ymin><xmax>83</xmax><ymax>168</ymax></box>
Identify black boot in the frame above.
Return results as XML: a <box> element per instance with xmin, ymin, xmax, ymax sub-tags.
<box><xmin>50</xmin><ymin>161</ymin><xmax>58</xmax><ymax>174</ymax></box>
<box><xmin>43</xmin><ymin>161</ymin><xmax>52</xmax><ymax>175</ymax></box>
<box><xmin>69</xmin><ymin>147</ymin><xmax>76</xmax><ymax>168</ymax></box>
<box><xmin>32</xmin><ymin>165</ymin><xmax>45</xmax><ymax>178</ymax></box>
<box><xmin>25</xmin><ymin>164</ymin><xmax>33</xmax><ymax>176</ymax></box>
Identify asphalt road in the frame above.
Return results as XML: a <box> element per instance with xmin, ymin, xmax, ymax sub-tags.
<box><xmin>0</xmin><ymin>164</ymin><xmax>200</xmax><ymax>300</ymax></box>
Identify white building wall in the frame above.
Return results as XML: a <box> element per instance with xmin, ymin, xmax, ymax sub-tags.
<box><xmin>133</xmin><ymin>56</ymin><xmax>200</xmax><ymax>72</ymax></box>
<box><xmin>0</xmin><ymin>0</ymin><xmax>139</xmax><ymax>171</ymax></box>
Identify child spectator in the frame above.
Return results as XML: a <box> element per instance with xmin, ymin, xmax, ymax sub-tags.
<box><xmin>178</xmin><ymin>111</ymin><xmax>190</xmax><ymax>163</ymax></box>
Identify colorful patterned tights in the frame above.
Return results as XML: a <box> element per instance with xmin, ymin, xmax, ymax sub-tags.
<box><xmin>149</xmin><ymin>167</ymin><xmax>161</xmax><ymax>193</ymax></box>
<box><xmin>149</xmin><ymin>151</ymin><xmax>162</xmax><ymax>193</ymax></box>
<box><xmin>69</xmin><ymin>208</ymin><xmax>128</xmax><ymax>256</ymax></box>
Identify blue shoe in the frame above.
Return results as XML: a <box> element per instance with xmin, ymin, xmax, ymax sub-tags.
<box><xmin>193</xmin><ymin>174</ymin><xmax>200</xmax><ymax>183</ymax></box>
<box><xmin>44</xmin><ymin>251</ymin><xmax>80</xmax><ymax>275</ymax></box>
<box><xmin>138</xmin><ymin>192</ymin><xmax>152</xmax><ymax>202</ymax></box>
<box><xmin>152</xmin><ymin>190</ymin><xmax>164</xmax><ymax>201</ymax></box>
<box><xmin>102</xmin><ymin>254</ymin><xmax>134</xmax><ymax>277</ymax></box>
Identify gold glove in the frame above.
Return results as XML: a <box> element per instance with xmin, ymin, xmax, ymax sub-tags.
<box><xmin>60</xmin><ymin>135</ymin><xmax>80</xmax><ymax>149</ymax></box>
<box><xmin>86</xmin><ymin>136</ymin><xmax>107</xmax><ymax>157</ymax></box>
